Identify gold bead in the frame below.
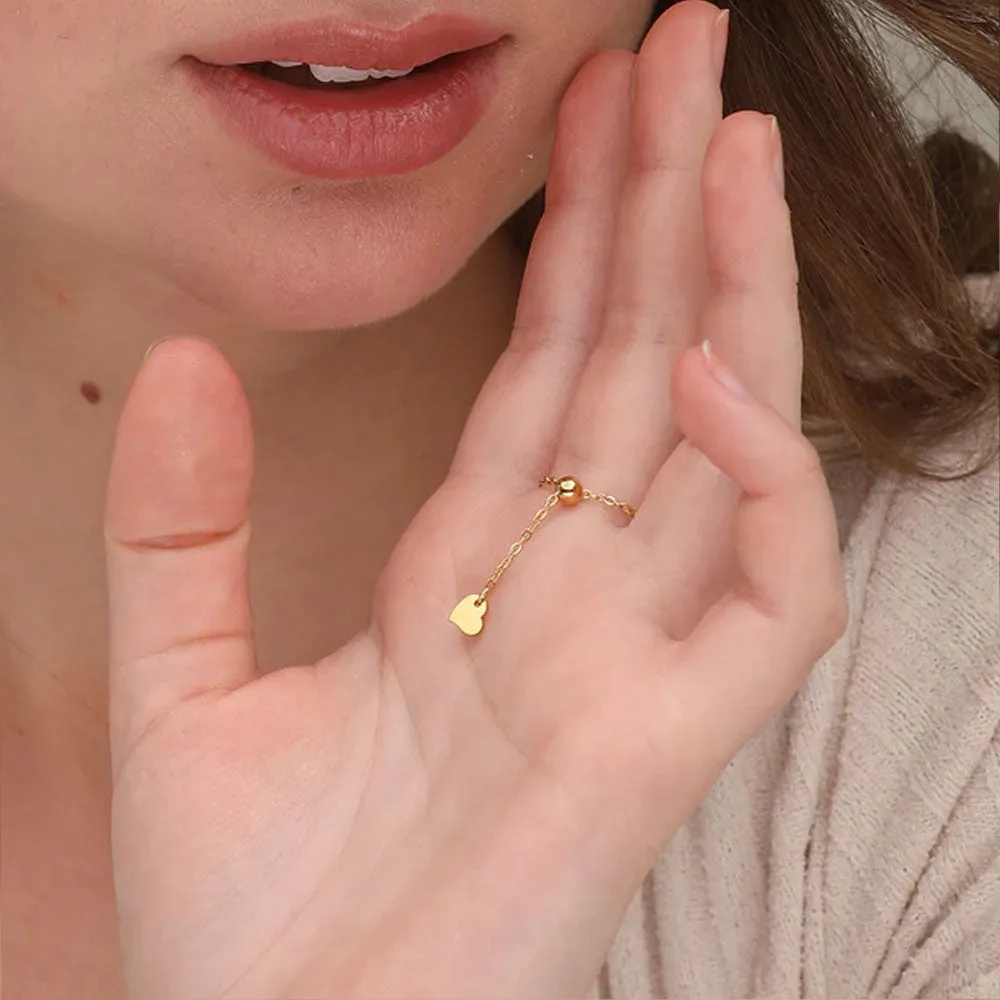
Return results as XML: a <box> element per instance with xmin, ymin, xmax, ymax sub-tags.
<box><xmin>555</xmin><ymin>476</ymin><xmax>584</xmax><ymax>506</ymax></box>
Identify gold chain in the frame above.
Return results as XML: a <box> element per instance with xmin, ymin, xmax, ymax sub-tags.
<box><xmin>475</xmin><ymin>490</ymin><xmax>560</xmax><ymax>605</ymax></box>
<box><xmin>539</xmin><ymin>476</ymin><xmax>638</xmax><ymax>520</ymax></box>
<box><xmin>448</xmin><ymin>475</ymin><xmax>637</xmax><ymax>636</ymax></box>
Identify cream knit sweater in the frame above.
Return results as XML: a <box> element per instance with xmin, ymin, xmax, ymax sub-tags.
<box><xmin>588</xmin><ymin>382</ymin><xmax>1000</xmax><ymax>996</ymax></box>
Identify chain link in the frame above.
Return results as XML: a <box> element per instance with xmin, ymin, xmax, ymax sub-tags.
<box><xmin>475</xmin><ymin>491</ymin><xmax>560</xmax><ymax>605</ymax></box>
<box><xmin>473</xmin><ymin>476</ymin><xmax>636</xmax><ymax>606</ymax></box>
<box><xmin>540</xmin><ymin>476</ymin><xmax>638</xmax><ymax>520</ymax></box>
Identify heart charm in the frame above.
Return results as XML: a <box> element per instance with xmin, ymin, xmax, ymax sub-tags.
<box><xmin>449</xmin><ymin>594</ymin><xmax>487</xmax><ymax>636</ymax></box>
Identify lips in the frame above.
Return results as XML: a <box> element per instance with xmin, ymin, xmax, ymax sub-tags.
<box><xmin>198</xmin><ymin>14</ymin><xmax>508</xmax><ymax>70</ymax></box>
<box><xmin>187</xmin><ymin>14</ymin><xmax>509</xmax><ymax>180</ymax></box>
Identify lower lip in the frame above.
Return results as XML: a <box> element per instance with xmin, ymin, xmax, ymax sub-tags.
<box><xmin>186</xmin><ymin>40</ymin><xmax>506</xmax><ymax>180</ymax></box>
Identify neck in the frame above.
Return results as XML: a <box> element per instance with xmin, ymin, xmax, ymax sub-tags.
<box><xmin>0</xmin><ymin>195</ymin><xmax>526</xmax><ymax>741</ymax></box>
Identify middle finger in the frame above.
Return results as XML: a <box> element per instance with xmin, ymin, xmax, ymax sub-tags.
<box><xmin>551</xmin><ymin>0</ymin><xmax>727</xmax><ymax>504</ymax></box>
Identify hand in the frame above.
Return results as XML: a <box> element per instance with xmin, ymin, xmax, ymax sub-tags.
<box><xmin>104</xmin><ymin>3</ymin><xmax>846</xmax><ymax>997</ymax></box>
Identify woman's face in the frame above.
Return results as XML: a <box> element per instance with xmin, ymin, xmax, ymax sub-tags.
<box><xmin>0</xmin><ymin>1</ymin><xmax>654</xmax><ymax>329</ymax></box>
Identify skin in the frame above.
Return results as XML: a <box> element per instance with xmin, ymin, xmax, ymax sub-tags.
<box><xmin>0</xmin><ymin>1</ymin><xmax>848</xmax><ymax>997</ymax></box>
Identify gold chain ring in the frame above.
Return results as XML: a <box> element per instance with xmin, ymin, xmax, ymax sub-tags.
<box><xmin>448</xmin><ymin>475</ymin><xmax>637</xmax><ymax>636</ymax></box>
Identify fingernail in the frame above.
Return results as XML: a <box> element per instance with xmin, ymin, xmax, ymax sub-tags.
<box><xmin>142</xmin><ymin>336</ymin><xmax>221</xmax><ymax>365</ymax></box>
<box><xmin>701</xmin><ymin>339</ymin><xmax>750</xmax><ymax>397</ymax></box>
<box><xmin>768</xmin><ymin>115</ymin><xmax>785</xmax><ymax>197</ymax></box>
<box><xmin>712</xmin><ymin>8</ymin><xmax>730</xmax><ymax>82</ymax></box>
<box><xmin>143</xmin><ymin>337</ymin><xmax>172</xmax><ymax>364</ymax></box>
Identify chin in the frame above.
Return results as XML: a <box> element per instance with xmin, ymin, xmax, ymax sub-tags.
<box><xmin>128</xmin><ymin>167</ymin><xmax>528</xmax><ymax>331</ymax></box>
<box><xmin>164</xmin><ymin>212</ymin><xmax>480</xmax><ymax>331</ymax></box>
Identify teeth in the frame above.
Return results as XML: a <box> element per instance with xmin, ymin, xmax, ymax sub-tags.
<box><xmin>307</xmin><ymin>64</ymin><xmax>415</xmax><ymax>83</ymax></box>
<box><xmin>266</xmin><ymin>61</ymin><xmax>415</xmax><ymax>83</ymax></box>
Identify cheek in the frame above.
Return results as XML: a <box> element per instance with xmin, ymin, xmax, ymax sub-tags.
<box><xmin>0</xmin><ymin>1</ymin><xmax>132</xmax><ymax>201</ymax></box>
<box><xmin>528</xmin><ymin>0</ymin><xmax>655</xmax><ymax>64</ymax></box>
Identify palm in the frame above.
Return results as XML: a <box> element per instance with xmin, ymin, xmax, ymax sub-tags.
<box><xmin>113</xmin><ymin>477</ymin><xmax>699</xmax><ymax>998</ymax></box>
<box><xmin>105</xmin><ymin>5</ymin><xmax>845</xmax><ymax>999</ymax></box>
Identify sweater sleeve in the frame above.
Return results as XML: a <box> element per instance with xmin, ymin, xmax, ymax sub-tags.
<box><xmin>809</xmin><ymin>424</ymin><xmax>1000</xmax><ymax>1000</ymax></box>
<box><xmin>903</xmin><ymin>741</ymin><xmax>1000</xmax><ymax>999</ymax></box>
<box><xmin>887</xmin><ymin>735</ymin><xmax>1000</xmax><ymax>998</ymax></box>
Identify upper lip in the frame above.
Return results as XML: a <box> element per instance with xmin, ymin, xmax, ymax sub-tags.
<box><xmin>197</xmin><ymin>13</ymin><xmax>508</xmax><ymax>69</ymax></box>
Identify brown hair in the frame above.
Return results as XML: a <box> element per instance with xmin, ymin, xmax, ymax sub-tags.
<box><xmin>510</xmin><ymin>0</ymin><xmax>1000</xmax><ymax>479</ymax></box>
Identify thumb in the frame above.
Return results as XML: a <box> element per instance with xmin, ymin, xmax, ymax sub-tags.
<box><xmin>104</xmin><ymin>337</ymin><xmax>257</xmax><ymax>775</ymax></box>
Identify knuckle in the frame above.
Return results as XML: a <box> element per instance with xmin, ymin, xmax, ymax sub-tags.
<box><xmin>797</xmin><ymin>559</ymin><xmax>848</xmax><ymax>654</ymax></box>
<box><xmin>705</xmin><ymin>251</ymin><xmax>759</xmax><ymax>299</ymax></box>
<box><xmin>705</xmin><ymin>242</ymin><xmax>800</xmax><ymax>303</ymax></box>
<box><xmin>702</xmin><ymin>111</ymin><xmax>771</xmax><ymax>191</ymax></box>
<box><xmin>702</xmin><ymin>115</ymin><xmax>746</xmax><ymax>184</ymax></box>
<box><xmin>633</xmin><ymin>145</ymin><xmax>704</xmax><ymax>181</ymax></box>
<box><xmin>799</xmin><ymin>436</ymin><xmax>826</xmax><ymax>473</ymax></box>
<box><xmin>787</xmin><ymin>437</ymin><xmax>827</xmax><ymax>491</ymax></box>
<box><xmin>601</xmin><ymin>299</ymin><xmax>678</xmax><ymax>349</ymax></box>
<box><xmin>633</xmin><ymin>92</ymin><xmax>721</xmax><ymax>176</ymax></box>
<box><xmin>817</xmin><ymin>575</ymin><xmax>850</xmax><ymax>645</ymax></box>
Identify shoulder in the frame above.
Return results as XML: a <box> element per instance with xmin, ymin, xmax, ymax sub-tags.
<box><xmin>831</xmin><ymin>411</ymin><xmax>998</xmax><ymax>677</ymax></box>
<box><xmin>800</xmin><ymin>415</ymin><xmax>999</xmax><ymax>996</ymax></box>
<box><xmin>821</xmin><ymin>408</ymin><xmax>998</xmax><ymax>792</ymax></box>
<box><xmin>828</xmin><ymin>265</ymin><xmax>999</xmax><ymax>587</ymax></box>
